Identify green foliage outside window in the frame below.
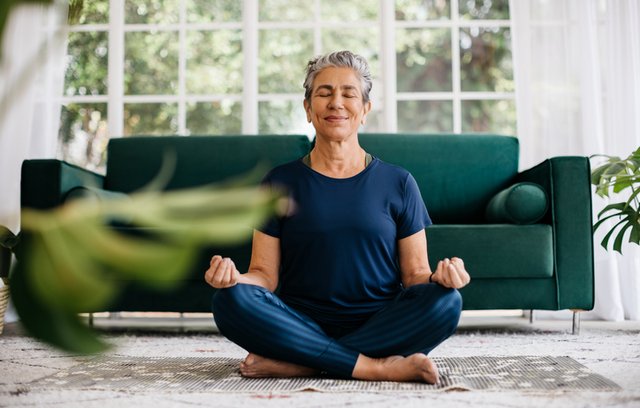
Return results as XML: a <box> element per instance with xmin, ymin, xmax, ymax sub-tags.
<box><xmin>125</xmin><ymin>0</ymin><xmax>178</xmax><ymax>24</ymax></box>
<box><xmin>187</xmin><ymin>101</ymin><xmax>242</xmax><ymax>135</ymax></box>
<box><xmin>186</xmin><ymin>30</ymin><xmax>243</xmax><ymax>95</ymax></box>
<box><xmin>258</xmin><ymin>29</ymin><xmax>314</xmax><ymax>94</ymax></box>
<box><xmin>125</xmin><ymin>31</ymin><xmax>179</xmax><ymax>95</ymax></box>
<box><xmin>397</xmin><ymin>28</ymin><xmax>452</xmax><ymax>93</ymax></box>
<box><xmin>59</xmin><ymin>103</ymin><xmax>108</xmax><ymax>171</ymax></box>
<box><xmin>460</xmin><ymin>27</ymin><xmax>513</xmax><ymax>93</ymax></box>
<box><xmin>124</xmin><ymin>103</ymin><xmax>178</xmax><ymax>136</ymax></box>
<box><xmin>64</xmin><ymin>31</ymin><xmax>108</xmax><ymax>96</ymax></box>
<box><xmin>187</xmin><ymin>0</ymin><xmax>242</xmax><ymax>23</ymax></box>
<box><xmin>258</xmin><ymin>0</ymin><xmax>314</xmax><ymax>21</ymax></box>
<box><xmin>74</xmin><ymin>0</ymin><xmax>109</xmax><ymax>24</ymax></box>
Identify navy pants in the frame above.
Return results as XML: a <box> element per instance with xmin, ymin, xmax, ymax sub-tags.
<box><xmin>212</xmin><ymin>283</ymin><xmax>462</xmax><ymax>378</ymax></box>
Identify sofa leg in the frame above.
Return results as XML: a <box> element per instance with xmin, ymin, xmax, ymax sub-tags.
<box><xmin>572</xmin><ymin>310</ymin><xmax>581</xmax><ymax>335</ymax></box>
<box><xmin>88</xmin><ymin>313</ymin><xmax>94</xmax><ymax>327</ymax></box>
<box><xmin>529</xmin><ymin>309</ymin><xmax>534</xmax><ymax>323</ymax></box>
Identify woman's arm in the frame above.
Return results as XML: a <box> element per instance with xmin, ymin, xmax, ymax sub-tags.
<box><xmin>398</xmin><ymin>229</ymin><xmax>433</xmax><ymax>287</ymax></box>
<box><xmin>398</xmin><ymin>229</ymin><xmax>470</xmax><ymax>289</ymax></box>
<box><xmin>204</xmin><ymin>230</ymin><xmax>281</xmax><ymax>292</ymax></box>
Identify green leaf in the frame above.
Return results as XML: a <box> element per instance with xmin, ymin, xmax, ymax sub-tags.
<box><xmin>593</xmin><ymin>212</ymin><xmax>625</xmax><ymax>234</ymax></box>
<box><xmin>629</xmin><ymin>222</ymin><xmax>640</xmax><ymax>245</ymax></box>
<box><xmin>68</xmin><ymin>224</ymin><xmax>196</xmax><ymax>289</ymax></box>
<box><xmin>12</xmin><ymin>170</ymin><xmax>281</xmax><ymax>354</ymax></box>
<box><xmin>122</xmin><ymin>185</ymin><xmax>280</xmax><ymax>245</ymax></box>
<box><xmin>10</xmin><ymin>258</ymin><xmax>110</xmax><ymax>354</ymax></box>
<box><xmin>590</xmin><ymin>161</ymin><xmax>616</xmax><ymax>185</ymax></box>
<box><xmin>624</xmin><ymin>187</ymin><xmax>640</xmax><ymax>210</ymax></box>
<box><xmin>613</xmin><ymin>178</ymin><xmax>635</xmax><ymax>194</ymax></box>
<box><xmin>613</xmin><ymin>223</ymin><xmax>633</xmax><ymax>254</ymax></box>
<box><xmin>600</xmin><ymin>218</ymin><xmax>628</xmax><ymax>251</ymax></box>
<box><xmin>597</xmin><ymin>202</ymin><xmax>627</xmax><ymax>219</ymax></box>
<box><xmin>603</xmin><ymin>161</ymin><xmax>627</xmax><ymax>176</ymax></box>
<box><xmin>627</xmin><ymin>158</ymin><xmax>640</xmax><ymax>172</ymax></box>
<box><xmin>25</xmin><ymin>230</ymin><xmax>118</xmax><ymax>313</ymax></box>
<box><xmin>0</xmin><ymin>225</ymin><xmax>18</xmax><ymax>249</ymax></box>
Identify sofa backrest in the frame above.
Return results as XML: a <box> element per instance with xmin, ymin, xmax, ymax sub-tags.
<box><xmin>359</xmin><ymin>134</ymin><xmax>519</xmax><ymax>223</ymax></box>
<box><xmin>105</xmin><ymin>133</ymin><xmax>519</xmax><ymax>224</ymax></box>
<box><xmin>105</xmin><ymin>135</ymin><xmax>311</xmax><ymax>193</ymax></box>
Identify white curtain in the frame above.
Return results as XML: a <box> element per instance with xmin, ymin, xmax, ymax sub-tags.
<box><xmin>511</xmin><ymin>0</ymin><xmax>640</xmax><ymax>320</ymax></box>
<box><xmin>0</xmin><ymin>2</ymin><xmax>68</xmax><ymax>323</ymax></box>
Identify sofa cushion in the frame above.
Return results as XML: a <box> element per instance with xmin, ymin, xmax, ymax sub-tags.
<box><xmin>105</xmin><ymin>135</ymin><xmax>311</xmax><ymax>193</ymax></box>
<box><xmin>425</xmin><ymin>224</ymin><xmax>553</xmax><ymax>279</ymax></box>
<box><xmin>485</xmin><ymin>182</ymin><xmax>548</xmax><ymax>224</ymax></box>
<box><xmin>359</xmin><ymin>134</ymin><xmax>519</xmax><ymax>223</ymax></box>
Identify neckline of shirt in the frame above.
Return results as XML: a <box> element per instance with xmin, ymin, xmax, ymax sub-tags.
<box><xmin>297</xmin><ymin>156</ymin><xmax>379</xmax><ymax>183</ymax></box>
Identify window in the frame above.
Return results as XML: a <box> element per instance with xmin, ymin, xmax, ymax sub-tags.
<box><xmin>395</xmin><ymin>0</ymin><xmax>514</xmax><ymax>133</ymax></box>
<box><xmin>256</xmin><ymin>0</ymin><xmax>380</xmax><ymax>135</ymax></box>
<box><xmin>60</xmin><ymin>0</ymin><xmax>514</xmax><ymax>172</ymax></box>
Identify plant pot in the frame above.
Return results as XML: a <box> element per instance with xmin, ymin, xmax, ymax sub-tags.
<box><xmin>0</xmin><ymin>246</ymin><xmax>11</xmax><ymax>334</ymax></box>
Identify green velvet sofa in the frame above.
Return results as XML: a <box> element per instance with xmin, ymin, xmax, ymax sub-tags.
<box><xmin>20</xmin><ymin>134</ymin><xmax>594</xmax><ymax>329</ymax></box>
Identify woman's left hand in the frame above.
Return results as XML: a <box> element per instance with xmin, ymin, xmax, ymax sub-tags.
<box><xmin>430</xmin><ymin>257</ymin><xmax>470</xmax><ymax>289</ymax></box>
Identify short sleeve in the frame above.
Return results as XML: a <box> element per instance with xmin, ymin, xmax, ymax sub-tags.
<box><xmin>257</xmin><ymin>172</ymin><xmax>282</xmax><ymax>238</ymax></box>
<box><xmin>397</xmin><ymin>173</ymin><xmax>432</xmax><ymax>239</ymax></box>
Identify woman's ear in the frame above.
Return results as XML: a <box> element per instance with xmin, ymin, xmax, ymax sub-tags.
<box><xmin>361</xmin><ymin>100</ymin><xmax>372</xmax><ymax>125</ymax></box>
<box><xmin>303</xmin><ymin>99</ymin><xmax>312</xmax><ymax>122</ymax></box>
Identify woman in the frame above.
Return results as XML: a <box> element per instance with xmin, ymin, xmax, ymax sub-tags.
<box><xmin>205</xmin><ymin>50</ymin><xmax>470</xmax><ymax>384</ymax></box>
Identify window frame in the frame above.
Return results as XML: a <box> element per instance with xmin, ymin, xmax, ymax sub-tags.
<box><xmin>61</xmin><ymin>0</ymin><xmax>515</xmax><ymax>139</ymax></box>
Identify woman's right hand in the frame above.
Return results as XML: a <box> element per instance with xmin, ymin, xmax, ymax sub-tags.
<box><xmin>204</xmin><ymin>255</ymin><xmax>240</xmax><ymax>288</ymax></box>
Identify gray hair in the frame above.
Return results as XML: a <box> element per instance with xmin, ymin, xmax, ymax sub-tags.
<box><xmin>303</xmin><ymin>50</ymin><xmax>373</xmax><ymax>104</ymax></box>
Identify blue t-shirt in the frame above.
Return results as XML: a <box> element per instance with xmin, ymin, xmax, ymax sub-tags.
<box><xmin>260</xmin><ymin>157</ymin><xmax>432</xmax><ymax>330</ymax></box>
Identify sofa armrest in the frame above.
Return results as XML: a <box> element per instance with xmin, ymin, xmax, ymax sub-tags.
<box><xmin>517</xmin><ymin>156</ymin><xmax>595</xmax><ymax>310</ymax></box>
<box><xmin>21</xmin><ymin>159</ymin><xmax>105</xmax><ymax>210</ymax></box>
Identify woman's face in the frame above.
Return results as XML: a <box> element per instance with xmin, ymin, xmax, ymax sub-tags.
<box><xmin>304</xmin><ymin>67</ymin><xmax>372</xmax><ymax>143</ymax></box>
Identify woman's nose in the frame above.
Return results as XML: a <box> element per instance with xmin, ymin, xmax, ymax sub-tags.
<box><xmin>327</xmin><ymin>94</ymin><xmax>343</xmax><ymax>109</ymax></box>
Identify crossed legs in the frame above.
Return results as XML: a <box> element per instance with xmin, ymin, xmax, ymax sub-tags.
<box><xmin>212</xmin><ymin>283</ymin><xmax>462</xmax><ymax>383</ymax></box>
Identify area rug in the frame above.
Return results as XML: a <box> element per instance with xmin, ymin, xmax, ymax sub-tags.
<box><xmin>35</xmin><ymin>356</ymin><xmax>620</xmax><ymax>392</ymax></box>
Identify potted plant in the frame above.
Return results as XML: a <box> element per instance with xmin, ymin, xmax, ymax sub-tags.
<box><xmin>0</xmin><ymin>226</ymin><xmax>19</xmax><ymax>334</ymax></box>
<box><xmin>591</xmin><ymin>147</ymin><xmax>640</xmax><ymax>254</ymax></box>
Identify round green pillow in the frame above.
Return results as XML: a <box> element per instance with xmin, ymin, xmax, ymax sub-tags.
<box><xmin>485</xmin><ymin>182</ymin><xmax>548</xmax><ymax>224</ymax></box>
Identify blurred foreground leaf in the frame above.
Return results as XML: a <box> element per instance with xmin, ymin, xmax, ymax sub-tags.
<box><xmin>11</xmin><ymin>250</ymin><xmax>110</xmax><ymax>354</ymax></box>
<box><xmin>11</xmin><ymin>181</ymin><xmax>282</xmax><ymax>354</ymax></box>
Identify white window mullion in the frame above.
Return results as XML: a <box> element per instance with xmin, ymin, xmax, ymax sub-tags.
<box><xmin>381</xmin><ymin>0</ymin><xmax>396</xmax><ymax>132</ymax></box>
<box><xmin>256</xmin><ymin>93</ymin><xmax>300</xmax><ymax>101</ymax></box>
<box><xmin>242</xmin><ymin>0</ymin><xmax>258</xmax><ymax>134</ymax></box>
<box><xmin>108</xmin><ymin>0</ymin><xmax>125</xmax><ymax>138</ymax></box>
<box><xmin>68</xmin><ymin>24</ymin><xmax>110</xmax><ymax>32</ymax></box>
<box><xmin>314</xmin><ymin>0</ymin><xmax>322</xmax><ymax>54</ymax></box>
<box><xmin>451</xmin><ymin>0</ymin><xmax>462</xmax><ymax>133</ymax></box>
<box><xmin>61</xmin><ymin>95</ymin><xmax>110</xmax><ymax>104</ymax></box>
<box><xmin>178</xmin><ymin>0</ymin><xmax>187</xmax><ymax>135</ymax></box>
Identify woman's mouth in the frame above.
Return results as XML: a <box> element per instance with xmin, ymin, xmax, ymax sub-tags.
<box><xmin>324</xmin><ymin>115</ymin><xmax>348</xmax><ymax>122</ymax></box>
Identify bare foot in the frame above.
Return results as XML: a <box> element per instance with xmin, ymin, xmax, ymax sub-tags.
<box><xmin>239</xmin><ymin>353</ymin><xmax>319</xmax><ymax>378</ymax></box>
<box><xmin>353</xmin><ymin>353</ymin><xmax>439</xmax><ymax>384</ymax></box>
